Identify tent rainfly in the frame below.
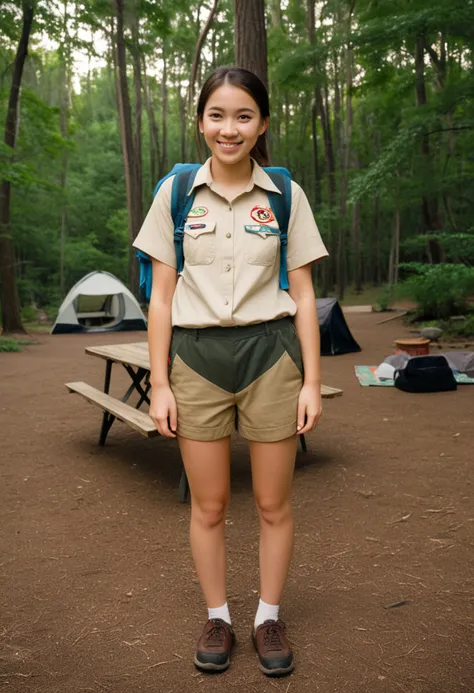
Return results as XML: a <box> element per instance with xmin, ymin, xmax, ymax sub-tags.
<box><xmin>51</xmin><ymin>271</ymin><xmax>147</xmax><ymax>334</ymax></box>
<box><xmin>317</xmin><ymin>298</ymin><xmax>361</xmax><ymax>356</ymax></box>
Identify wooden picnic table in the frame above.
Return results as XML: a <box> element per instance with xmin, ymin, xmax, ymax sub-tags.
<box><xmin>66</xmin><ymin>341</ymin><xmax>343</xmax><ymax>502</ymax></box>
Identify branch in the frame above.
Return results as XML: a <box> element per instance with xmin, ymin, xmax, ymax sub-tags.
<box><xmin>426</xmin><ymin>126</ymin><xmax>473</xmax><ymax>136</ymax></box>
<box><xmin>187</xmin><ymin>0</ymin><xmax>219</xmax><ymax>111</ymax></box>
<box><xmin>424</xmin><ymin>40</ymin><xmax>441</xmax><ymax>71</ymax></box>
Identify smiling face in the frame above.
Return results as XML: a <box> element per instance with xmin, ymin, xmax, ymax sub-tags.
<box><xmin>199</xmin><ymin>84</ymin><xmax>269</xmax><ymax>166</ymax></box>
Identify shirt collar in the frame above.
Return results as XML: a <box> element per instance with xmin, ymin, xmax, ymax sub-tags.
<box><xmin>187</xmin><ymin>157</ymin><xmax>282</xmax><ymax>196</ymax></box>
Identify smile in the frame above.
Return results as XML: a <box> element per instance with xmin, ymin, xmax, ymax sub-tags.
<box><xmin>217</xmin><ymin>141</ymin><xmax>243</xmax><ymax>150</ymax></box>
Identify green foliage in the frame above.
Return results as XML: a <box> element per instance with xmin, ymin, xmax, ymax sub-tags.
<box><xmin>402</xmin><ymin>233</ymin><xmax>474</xmax><ymax>264</ymax></box>
<box><xmin>0</xmin><ymin>338</ymin><xmax>22</xmax><ymax>352</ymax></box>
<box><xmin>376</xmin><ymin>285</ymin><xmax>395</xmax><ymax>312</ymax></box>
<box><xmin>399</xmin><ymin>264</ymin><xmax>474</xmax><ymax>319</ymax></box>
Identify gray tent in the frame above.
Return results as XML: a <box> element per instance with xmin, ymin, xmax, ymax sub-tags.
<box><xmin>51</xmin><ymin>271</ymin><xmax>147</xmax><ymax>334</ymax></box>
<box><xmin>317</xmin><ymin>298</ymin><xmax>361</xmax><ymax>356</ymax></box>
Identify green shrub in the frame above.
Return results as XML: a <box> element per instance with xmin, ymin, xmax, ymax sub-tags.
<box><xmin>0</xmin><ymin>338</ymin><xmax>22</xmax><ymax>352</ymax></box>
<box><xmin>399</xmin><ymin>264</ymin><xmax>474</xmax><ymax>320</ymax></box>
<box><xmin>452</xmin><ymin>315</ymin><xmax>474</xmax><ymax>338</ymax></box>
<box><xmin>376</xmin><ymin>284</ymin><xmax>394</xmax><ymax>312</ymax></box>
<box><xmin>21</xmin><ymin>305</ymin><xmax>37</xmax><ymax>322</ymax></box>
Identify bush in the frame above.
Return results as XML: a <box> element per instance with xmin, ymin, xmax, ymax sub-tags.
<box><xmin>0</xmin><ymin>338</ymin><xmax>22</xmax><ymax>352</ymax></box>
<box><xmin>21</xmin><ymin>305</ymin><xmax>37</xmax><ymax>322</ymax></box>
<box><xmin>376</xmin><ymin>284</ymin><xmax>395</xmax><ymax>312</ymax></box>
<box><xmin>399</xmin><ymin>264</ymin><xmax>474</xmax><ymax>320</ymax></box>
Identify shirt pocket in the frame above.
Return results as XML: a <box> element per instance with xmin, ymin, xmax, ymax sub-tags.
<box><xmin>244</xmin><ymin>224</ymin><xmax>280</xmax><ymax>267</ymax></box>
<box><xmin>183</xmin><ymin>221</ymin><xmax>216</xmax><ymax>266</ymax></box>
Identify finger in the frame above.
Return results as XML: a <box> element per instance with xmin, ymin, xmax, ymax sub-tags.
<box><xmin>169</xmin><ymin>400</ymin><xmax>178</xmax><ymax>434</ymax></box>
<box><xmin>298</xmin><ymin>414</ymin><xmax>317</xmax><ymax>435</ymax></box>
<box><xmin>157</xmin><ymin>415</ymin><xmax>175</xmax><ymax>438</ymax></box>
<box><xmin>296</xmin><ymin>401</ymin><xmax>306</xmax><ymax>433</ymax></box>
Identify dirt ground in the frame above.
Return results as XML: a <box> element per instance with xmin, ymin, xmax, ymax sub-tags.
<box><xmin>1</xmin><ymin>312</ymin><xmax>473</xmax><ymax>693</ymax></box>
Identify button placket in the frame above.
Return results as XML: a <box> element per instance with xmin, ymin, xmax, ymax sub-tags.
<box><xmin>222</xmin><ymin>202</ymin><xmax>234</xmax><ymax>318</ymax></box>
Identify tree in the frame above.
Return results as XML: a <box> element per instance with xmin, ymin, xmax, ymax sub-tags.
<box><xmin>114</xmin><ymin>0</ymin><xmax>142</xmax><ymax>295</ymax></box>
<box><xmin>234</xmin><ymin>0</ymin><xmax>268</xmax><ymax>87</ymax></box>
<box><xmin>0</xmin><ymin>0</ymin><xmax>34</xmax><ymax>334</ymax></box>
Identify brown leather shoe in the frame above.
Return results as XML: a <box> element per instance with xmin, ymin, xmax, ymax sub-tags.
<box><xmin>252</xmin><ymin>619</ymin><xmax>294</xmax><ymax>676</ymax></box>
<box><xmin>194</xmin><ymin>618</ymin><xmax>235</xmax><ymax>672</ymax></box>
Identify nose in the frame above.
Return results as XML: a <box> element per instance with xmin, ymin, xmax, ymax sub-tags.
<box><xmin>219</xmin><ymin>118</ymin><xmax>239</xmax><ymax>139</ymax></box>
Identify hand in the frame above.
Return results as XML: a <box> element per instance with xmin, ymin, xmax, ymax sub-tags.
<box><xmin>296</xmin><ymin>383</ymin><xmax>322</xmax><ymax>435</ymax></box>
<box><xmin>150</xmin><ymin>385</ymin><xmax>178</xmax><ymax>438</ymax></box>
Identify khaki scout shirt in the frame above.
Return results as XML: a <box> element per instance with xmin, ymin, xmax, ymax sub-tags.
<box><xmin>133</xmin><ymin>158</ymin><xmax>328</xmax><ymax>328</ymax></box>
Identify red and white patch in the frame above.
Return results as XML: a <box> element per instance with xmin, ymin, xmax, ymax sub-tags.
<box><xmin>250</xmin><ymin>206</ymin><xmax>275</xmax><ymax>224</ymax></box>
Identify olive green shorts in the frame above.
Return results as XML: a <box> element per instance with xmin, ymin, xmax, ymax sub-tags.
<box><xmin>169</xmin><ymin>317</ymin><xmax>304</xmax><ymax>442</ymax></box>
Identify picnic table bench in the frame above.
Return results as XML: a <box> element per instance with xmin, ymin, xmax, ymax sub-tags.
<box><xmin>66</xmin><ymin>341</ymin><xmax>343</xmax><ymax>502</ymax></box>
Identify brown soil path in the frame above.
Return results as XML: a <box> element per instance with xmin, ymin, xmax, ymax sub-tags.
<box><xmin>1</xmin><ymin>313</ymin><xmax>473</xmax><ymax>693</ymax></box>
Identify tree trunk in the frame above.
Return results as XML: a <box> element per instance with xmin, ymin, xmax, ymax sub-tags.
<box><xmin>160</xmin><ymin>44</ymin><xmax>168</xmax><ymax>176</ymax></box>
<box><xmin>415</xmin><ymin>35</ymin><xmax>444</xmax><ymax>263</ymax></box>
<box><xmin>352</xmin><ymin>199</ymin><xmax>361</xmax><ymax>292</ymax></box>
<box><xmin>307</xmin><ymin>0</ymin><xmax>322</xmax><ymax>209</ymax></box>
<box><xmin>59</xmin><ymin>0</ymin><xmax>71</xmax><ymax>299</ymax></box>
<box><xmin>234</xmin><ymin>0</ymin><xmax>268</xmax><ymax>87</ymax></box>
<box><xmin>114</xmin><ymin>0</ymin><xmax>141</xmax><ymax>295</ymax></box>
<box><xmin>142</xmin><ymin>59</ymin><xmax>160</xmax><ymax>186</ymax></box>
<box><xmin>0</xmin><ymin>0</ymin><xmax>34</xmax><ymax>335</ymax></box>
<box><xmin>131</xmin><ymin>11</ymin><xmax>143</xmax><ymax>220</ymax></box>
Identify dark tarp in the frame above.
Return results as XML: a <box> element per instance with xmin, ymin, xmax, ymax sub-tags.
<box><xmin>317</xmin><ymin>298</ymin><xmax>361</xmax><ymax>356</ymax></box>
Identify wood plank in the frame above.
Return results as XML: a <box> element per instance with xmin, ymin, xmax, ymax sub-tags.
<box><xmin>86</xmin><ymin>343</ymin><xmax>150</xmax><ymax>370</ymax></box>
<box><xmin>321</xmin><ymin>384</ymin><xmax>343</xmax><ymax>398</ymax></box>
<box><xmin>66</xmin><ymin>381</ymin><xmax>159</xmax><ymax>437</ymax></box>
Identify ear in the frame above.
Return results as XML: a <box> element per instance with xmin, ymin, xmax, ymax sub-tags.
<box><xmin>198</xmin><ymin>116</ymin><xmax>204</xmax><ymax>135</ymax></box>
<box><xmin>259</xmin><ymin>116</ymin><xmax>269</xmax><ymax>137</ymax></box>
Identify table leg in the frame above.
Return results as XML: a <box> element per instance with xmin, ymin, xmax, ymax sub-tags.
<box><xmin>300</xmin><ymin>434</ymin><xmax>307</xmax><ymax>453</ymax></box>
<box><xmin>99</xmin><ymin>360</ymin><xmax>115</xmax><ymax>446</ymax></box>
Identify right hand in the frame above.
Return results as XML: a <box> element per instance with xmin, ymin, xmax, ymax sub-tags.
<box><xmin>149</xmin><ymin>385</ymin><xmax>178</xmax><ymax>438</ymax></box>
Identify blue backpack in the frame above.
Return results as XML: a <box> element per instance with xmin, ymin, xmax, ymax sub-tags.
<box><xmin>136</xmin><ymin>163</ymin><xmax>292</xmax><ymax>302</ymax></box>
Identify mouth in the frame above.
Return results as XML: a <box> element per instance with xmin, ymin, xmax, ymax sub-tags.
<box><xmin>217</xmin><ymin>141</ymin><xmax>243</xmax><ymax>151</ymax></box>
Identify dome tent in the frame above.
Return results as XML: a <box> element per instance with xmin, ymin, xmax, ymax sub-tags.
<box><xmin>51</xmin><ymin>271</ymin><xmax>147</xmax><ymax>334</ymax></box>
<box><xmin>317</xmin><ymin>298</ymin><xmax>361</xmax><ymax>356</ymax></box>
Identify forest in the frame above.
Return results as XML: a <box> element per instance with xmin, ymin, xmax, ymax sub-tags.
<box><xmin>1</xmin><ymin>0</ymin><xmax>474</xmax><ymax>334</ymax></box>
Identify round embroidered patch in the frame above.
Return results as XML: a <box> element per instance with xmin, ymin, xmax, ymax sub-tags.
<box><xmin>250</xmin><ymin>206</ymin><xmax>275</xmax><ymax>224</ymax></box>
<box><xmin>188</xmin><ymin>206</ymin><xmax>208</xmax><ymax>218</ymax></box>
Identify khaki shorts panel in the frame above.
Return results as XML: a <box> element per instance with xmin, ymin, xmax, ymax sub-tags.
<box><xmin>236</xmin><ymin>351</ymin><xmax>303</xmax><ymax>442</ymax></box>
<box><xmin>170</xmin><ymin>355</ymin><xmax>236</xmax><ymax>440</ymax></box>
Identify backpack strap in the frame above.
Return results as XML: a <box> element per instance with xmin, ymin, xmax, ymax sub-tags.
<box><xmin>171</xmin><ymin>168</ymin><xmax>200</xmax><ymax>274</ymax></box>
<box><xmin>265</xmin><ymin>171</ymin><xmax>292</xmax><ymax>290</ymax></box>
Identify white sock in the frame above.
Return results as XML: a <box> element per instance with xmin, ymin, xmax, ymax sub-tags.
<box><xmin>254</xmin><ymin>598</ymin><xmax>280</xmax><ymax>630</ymax></box>
<box><xmin>208</xmin><ymin>602</ymin><xmax>231</xmax><ymax>625</ymax></box>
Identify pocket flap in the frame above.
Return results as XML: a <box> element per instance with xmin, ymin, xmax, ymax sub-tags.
<box><xmin>184</xmin><ymin>221</ymin><xmax>216</xmax><ymax>239</ymax></box>
<box><xmin>245</xmin><ymin>224</ymin><xmax>280</xmax><ymax>239</ymax></box>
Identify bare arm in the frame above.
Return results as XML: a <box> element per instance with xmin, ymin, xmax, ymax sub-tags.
<box><xmin>288</xmin><ymin>263</ymin><xmax>322</xmax><ymax>433</ymax></box>
<box><xmin>148</xmin><ymin>259</ymin><xmax>178</xmax><ymax>436</ymax></box>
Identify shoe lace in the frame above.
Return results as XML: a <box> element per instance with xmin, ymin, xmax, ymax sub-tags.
<box><xmin>205</xmin><ymin>620</ymin><xmax>227</xmax><ymax>647</ymax></box>
<box><xmin>263</xmin><ymin>622</ymin><xmax>284</xmax><ymax>651</ymax></box>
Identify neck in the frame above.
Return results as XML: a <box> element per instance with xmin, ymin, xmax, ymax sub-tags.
<box><xmin>210</xmin><ymin>155</ymin><xmax>253</xmax><ymax>187</ymax></box>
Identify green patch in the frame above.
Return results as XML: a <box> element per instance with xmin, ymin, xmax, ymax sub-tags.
<box><xmin>0</xmin><ymin>338</ymin><xmax>22</xmax><ymax>352</ymax></box>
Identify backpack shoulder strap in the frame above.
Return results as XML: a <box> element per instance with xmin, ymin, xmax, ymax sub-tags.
<box><xmin>265</xmin><ymin>170</ymin><xmax>292</xmax><ymax>290</ymax></box>
<box><xmin>171</xmin><ymin>166</ymin><xmax>201</xmax><ymax>274</ymax></box>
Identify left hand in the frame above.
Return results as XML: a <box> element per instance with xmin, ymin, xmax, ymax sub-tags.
<box><xmin>296</xmin><ymin>383</ymin><xmax>322</xmax><ymax>435</ymax></box>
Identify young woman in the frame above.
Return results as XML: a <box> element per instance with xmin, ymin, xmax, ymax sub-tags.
<box><xmin>133</xmin><ymin>67</ymin><xmax>328</xmax><ymax>677</ymax></box>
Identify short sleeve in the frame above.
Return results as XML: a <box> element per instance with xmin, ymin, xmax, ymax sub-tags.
<box><xmin>132</xmin><ymin>176</ymin><xmax>177</xmax><ymax>269</ymax></box>
<box><xmin>286</xmin><ymin>181</ymin><xmax>329</xmax><ymax>272</ymax></box>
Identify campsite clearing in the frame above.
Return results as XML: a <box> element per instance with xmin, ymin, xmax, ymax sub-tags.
<box><xmin>1</xmin><ymin>311</ymin><xmax>473</xmax><ymax>693</ymax></box>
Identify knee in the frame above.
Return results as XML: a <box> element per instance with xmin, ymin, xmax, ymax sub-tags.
<box><xmin>255</xmin><ymin>497</ymin><xmax>292</xmax><ymax>527</ymax></box>
<box><xmin>192</xmin><ymin>499</ymin><xmax>228</xmax><ymax>530</ymax></box>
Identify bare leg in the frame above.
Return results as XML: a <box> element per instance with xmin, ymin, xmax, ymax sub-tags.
<box><xmin>249</xmin><ymin>436</ymin><xmax>297</xmax><ymax>604</ymax></box>
<box><xmin>178</xmin><ymin>435</ymin><xmax>231</xmax><ymax>608</ymax></box>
